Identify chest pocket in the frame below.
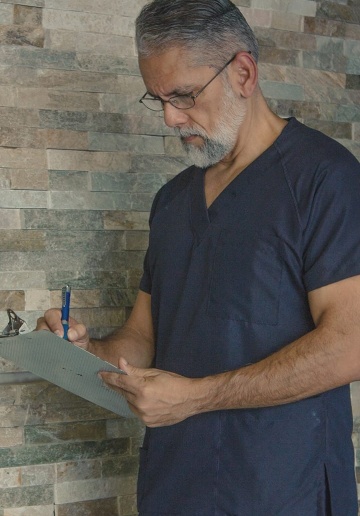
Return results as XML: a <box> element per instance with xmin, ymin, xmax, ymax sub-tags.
<box><xmin>207</xmin><ymin>230</ymin><xmax>283</xmax><ymax>325</ymax></box>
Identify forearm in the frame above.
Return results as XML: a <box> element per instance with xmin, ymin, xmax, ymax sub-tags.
<box><xmin>193</xmin><ymin>325</ymin><xmax>360</xmax><ymax>414</ymax></box>
<box><xmin>89</xmin><ymin>323</ymin><xmax>155</xmax><ymax>369</ymax></box>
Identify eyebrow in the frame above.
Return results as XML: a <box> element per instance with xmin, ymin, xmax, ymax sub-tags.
<box><xmin>148</xmin><ymin>83</ymin><xmax>198</xmax><ymax>99</ymax></box>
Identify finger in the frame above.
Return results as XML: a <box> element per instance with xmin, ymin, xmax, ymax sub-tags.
<box><xmin>36</xmin><ymin>308</ymin><xmax>62</xmax><ymax>334</ymax></box>
<box><xmin>66</xmin><ymin>321</ymin><xmax>89</xmax><ymax>348</ymax></box>
<box><xmin>118</xmin><ymin>358</ymin><xmax>146</xmax><ymax>377</ymax></box>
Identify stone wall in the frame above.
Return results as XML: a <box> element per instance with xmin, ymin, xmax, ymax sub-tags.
<box><xmin>0</xmin><ymin>0</ymin><xmax>359</xmax><ymax>514</ymax></box>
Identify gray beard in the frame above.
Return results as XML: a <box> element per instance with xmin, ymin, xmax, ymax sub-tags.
<box><xmin>178</xmin><ymin>129</ymin><xmax>233</xmax><ymax>168</ymax></box>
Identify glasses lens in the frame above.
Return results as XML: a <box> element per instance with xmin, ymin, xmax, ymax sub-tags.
<box><xmin>170</xmin><ymin>96</ymin><xmax>195</xmax><ymax>109</ymax></box>
<box><xmin>141</xmin><ymin>98</ymin><xmax>164</xmax><ymax>111</ymax></box>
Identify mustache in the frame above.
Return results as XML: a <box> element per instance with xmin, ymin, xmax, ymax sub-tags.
<box><xmin>175</xmin><ymin>127</ymin><xmax>208</xmax><ymax>140</ymax></box>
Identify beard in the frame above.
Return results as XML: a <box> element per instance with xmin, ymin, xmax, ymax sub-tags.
<box><xmin>176</xmin><ymin>80</ymin><xmax>247</xmax><ymax>168</ymax></box>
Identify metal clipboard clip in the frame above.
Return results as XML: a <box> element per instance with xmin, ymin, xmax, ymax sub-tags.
<box><xmin>0</xmin><ymin>309</ymin><xmax>30</xmax><ymax>338</ymax></box>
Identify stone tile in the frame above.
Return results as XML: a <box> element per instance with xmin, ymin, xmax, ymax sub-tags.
<box><xmin>103</xmin><ymin>211</ymin><xmax>149</xmax><ymax>231</ymax></box>
<box><xmin>74</xmin><ymin>33</ymin><xmax>135</xmax><ymax>56</ymax></box>
<box><xmin>25</xmin><ymin>290</ymin><xmax>50</xmax><ymax>311</ymax></box>
<box><xmin>316</xmin><ymin>1</ymin><xmax>359</xmax><ymax>24</ymax></box>
<box><xmin>119</xmin><ymin>494</ymin><xmax>137</xmax><ymax>516</ymax></box>
<box><xmin>0</xmin><ymin>291</ymin><xmax>25</xmax><ymax>311</ymax></box>
<box><xmin>54</xmin><ymin>475</ymin><xmax>136</xmax><ymax>504</ymax></box>
<box><xmin>0</xmin><ymin>26</ymin><xmax>44</xmax><ymax>47</ymax></box>
<box><xmin>0</xmin><ymin>46</ymin><xmax>76</xmax><ymax>70</ymax></box>
<box><xmin>304</xmin><ymin>16</ymin><xmax>346</xmax><ymax>37</ymax></box>
<box><xmin>56</xmin><ymin>498</ymin><xmax>119</xmax><ymax>516</ymax></box>
<box><xmin>4</xmin><ymin>506</ymin><xmax>54</xmax><ymax>516</ymax></box>
<box><xmin>124</xmin><ymin>231</ymin><xmax>149</xmax><ymax>251</ymax></box>
<box><xmin>0</xmin><ymin>86</ymin><xmax>15</xmax><ymax>108</ymax></box>
<box><xmin>88</xmin><ymin>133</ymin><xmax>164</xmax><ymax>155</ymax></box>
<box><xmin>16</xmin><ymin>88</ymin><xmax>100</xmax><ymax>112</ymax></box>
<box><xmin>44</xmin><ymin>230</ymin><xmax>124</xmax><ymax>252</ymax></box>
<box><xmin>38</xmin><ymin>69</ymin><xmax>123</xmax><ymax>94</ymax></box>
<box><xmin>106</xmin><ymin>419</ymin><xmax>144</xmax><ymax>440</ymax></box>
<box><xmin>261</xmin><ymin>80</ymin><xmax>305</xmax><ymax>101</ymax></box>
<box><xmin>252</xmin><ymin>0</ymin><xmax>316</xmax><ymax>17</ymax></box>
<box><xmin>255</xmin><ymin>27</ymin><xmax>317</xmax><ymax>51</ymax></box>
<box><xmin>102</xmin><ymin>456</ymin><xmax>139</xmax><ymax>478</ymax></box>
<box><xmin>271</xmin><ymin>11</ymin><xmax>304</xmax><ymax>32</ymax></box>
<box><xmin>77</xmin><ymin>54</ymin><xmax>140</xmax><ymax>75</ymax></box>
<box><xmin>10</xmin><ymin>169</ymin><xmax>49</xmax><ymax>191</ymax></box>
<box><xmin>46</xmin><ymin>149</ymin><xmax>131</xmax><ymax>172</ymax></box>
<box><xmin>49</xmin><ymin>191</ymin><xmax>131</xmax><ymax>211</ymax></box>
<box><xmin>43</xmin><ymin>10</ymin><xmax>135</xmax><ymax>38</ymax></box>
<box><xmin>346</xmin><ymin>74</ymin><xmax>360</xmax><ymax>90</ymax></box>
<box><xmin>0</xmin><ymin>428</ymin><xmax>23</xmax><ymax>448</ymax></box>
<box><xmin>50</xmin><ymin>289</ymin><xmax>100</xmax><ymax>309</ymax></box>
<box><xmin>45</xmin><ymin>130</ymin><xmax>89</xmax><ymax>150</ymax></box>
<box><xmin>0</xmin><ymin>468</ymin><xmax>21</xmax><ymax>489</ymax></box>
<box><xmin>304</xmin><ymin>120</ymin><xmax>352</xmax><ymax>139</ymax></box>
<box><xmin>14</xmin><ymin>5</ymin><xmax>42</xmax><ymax>26</ymax></box>
<box><xmin>0</xmin><ymin>5</ymin><xmax>14</xmax><ymax>25</ymax></box>
<box><xmin>0</xmin><ymin>272</ymin><xmax>46</xmax><ymax>290</ymax></box>
<box><xmin>90</xmin><ymin>172</ymin><xmax>165</xmax><ymax>193</ymax></box>
<box><xmin>238</xmin><ymin>7</ymin><xmax>272</xmax><ymax>28</ymax></box>
<box><xmin>45</xmin><ymin>0</ymin><xmax>147</xmax><ymax>18</ymax></box>
<box><xmin>0</xmin><ymin>191</ymin><xmax>47</xmax><ymax>209</ymax></box>
<box><xmin>69</xmin><ymin>308</ymin><xmax>125</xmax><ymax>328</ymax></box>
<box><xmin>22</xmin><ymin>209</ymin><xmax>103</xmax><ymax>231</ymax></box>
<box><xmin>0</xmin><ymin>485</ymin><xmax>53</xmax><ymax>508</ymax></box>
<box><xmin>0</xmin><ymin>230</ymin><xmax>46</xmax><ymax>251</ymax></box>
<box><xmin>46</xmin><ymin>270</ymin><xmax>128</xmax><ymax>290</ymax></box>
<box><xmin>0</xmin><ymin>439</ymin><xmax>128</xmax><ymax>468</ymax></box>
<box><xmin>129</xmin><ymin>154</ymin><xmax>186</xmax><ymax>176</ymax></box>
<box><xmin>56</xmin><ymin>459</ymin><xmax>102</xmax><ymax>483</ymax></box>
<box><xmin>99</xmin><ymin>289</ymin><xmax>138</xmax><ymax>308</ymax></box>
<box><xmin>0</xmin><ymin>107</ymin><xmax>39</xmax><ymax>129</ymax></box>
<box><xmin>0</xmin><ymin>149</ymin><xmax>46</xmax><ymax>170</ymax></box>
<box><xmin>49</xmin><ymin>170</ymin><xmax>89</xmax><ymax>191</ymax></box>
<box><xmin>260</xmin><ymin>46</ymin><xmax>302</xmax><ymax>67</ymax></box>
<box><xmin>21</xmin><ymin>463</ymin><xmax>55</xmax><ymax>486</ymax></box>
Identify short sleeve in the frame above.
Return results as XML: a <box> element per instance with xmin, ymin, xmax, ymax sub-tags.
<box><xmin>302</xmin><ymin>156</ymin><xmax>360</xmax><ymax>292</ymax></box>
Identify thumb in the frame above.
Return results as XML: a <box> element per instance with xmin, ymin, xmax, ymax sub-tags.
<box><xmin>119</xmin><ymin>357</ymin><xmax>141</xmax><ymax>376</ymax></box>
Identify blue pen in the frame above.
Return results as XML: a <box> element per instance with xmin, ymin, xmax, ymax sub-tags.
<box><xmin>61</xmin><ymin>285</ymin><xmax>71</xmax><ymax>340</ymax></box>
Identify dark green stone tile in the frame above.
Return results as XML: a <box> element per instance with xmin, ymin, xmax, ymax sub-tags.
<box><xmin>0</xmin><ymin>438</ymin><xmax>130</xmax><ymax>468</ymax></box>
<box><xmin>0</xmin><ymin>485</ymin><xmax>53</xmax><ymax>509</ymax></box>
<box><xmin>25</xmin><ymin>421</ymin><xmax>107</xmax><ymax>444</ymax></box>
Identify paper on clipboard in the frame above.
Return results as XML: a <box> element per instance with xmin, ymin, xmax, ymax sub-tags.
<box><xmin>0</xmin><ymin>330</ymin><xmax>134</xmax><ymax>418</ymax></box>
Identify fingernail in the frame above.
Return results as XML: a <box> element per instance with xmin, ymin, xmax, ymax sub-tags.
<box><xmin>54</xmin><ymin>330</ymin><xmax>62</xmax><ymax>337</ymax></box>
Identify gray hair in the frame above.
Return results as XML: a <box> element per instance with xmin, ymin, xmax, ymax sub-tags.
<box><xmin>135</xmin><ymin>0</ymin><xmax>259</xmax><ymax>68</ymax></box>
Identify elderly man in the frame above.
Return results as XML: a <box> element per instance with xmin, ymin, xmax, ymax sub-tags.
<box><xmin>38</xmin><ymin>0</ymin><xmax>360</xmax><ymax>514</ymax></box>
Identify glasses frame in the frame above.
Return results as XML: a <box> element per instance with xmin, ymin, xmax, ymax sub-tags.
<box><xmin>139</xmin><ymin>52</ymin><xmax>248</xmax><ymax>112</ymax></box>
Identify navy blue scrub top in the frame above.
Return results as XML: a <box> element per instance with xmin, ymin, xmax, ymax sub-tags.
<box><xmin>138</xmin><ymin>118</ymin><xmax>360</xmax><ymax>515</ymax></box>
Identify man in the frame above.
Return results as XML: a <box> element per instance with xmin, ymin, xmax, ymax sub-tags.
<box><xmin>38</xmin><ymin>1</ymin><xmax>360</xmax><ymax>514</ymax></box>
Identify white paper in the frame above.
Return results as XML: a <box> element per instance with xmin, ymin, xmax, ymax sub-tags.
<box><xmin>0</xmin><ymin>330</ymin><xmax>134</xmax><ymax>418</ymax></box>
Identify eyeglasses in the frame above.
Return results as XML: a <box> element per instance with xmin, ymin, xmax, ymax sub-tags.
<box><xmin>139</xmin><ymin>53</ymin><xmax>243</xmax><ymax>112</ymax></box>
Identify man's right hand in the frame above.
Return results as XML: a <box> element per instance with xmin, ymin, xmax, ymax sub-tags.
<box><xmin>36</xmin><ymin>308</ymin><xmax>91</xmax><ymax>351</ymax></box>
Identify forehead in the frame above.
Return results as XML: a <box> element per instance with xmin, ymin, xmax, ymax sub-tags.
<box><xmin>139</xmin><ymin>47</ymin><xmax>205</xmax><ymax>96</ymax></box>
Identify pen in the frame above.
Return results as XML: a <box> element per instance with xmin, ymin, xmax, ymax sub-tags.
<box><xmin>61</xmin><ymin>285</ymin><xmax>71</xmax><ymax>340</ymax></box>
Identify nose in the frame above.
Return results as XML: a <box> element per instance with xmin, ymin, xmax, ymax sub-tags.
<box><xmin>162</xmin><ymin>103</ymin><xmax>189</xmax><ymax>128</ymax></box>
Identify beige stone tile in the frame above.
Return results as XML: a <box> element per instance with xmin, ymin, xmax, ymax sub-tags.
<box><xmin>47</xmin><ymin>150</ymin><xmax>131</xmax><ymax>172</ymax></box>
<box><xmin>54</xmin><ymin>475</ymin><xmax>137</xmax><ymax>504</ymax></box>
<box><xmin>4</xmin><ymin>506</ymin><xmax>54</xmax><ymax>516</ymax></box>
<box><xmin>0</xmin><ymin>467</ymin><xmax>21</xmax><ymax>489</ymax></box>
<box><xmin>25</xmin><ymin>290</ymin><xmax>50</xmax><ymax>311</ymax></box>
<box><xmin>0</xmin><ymin>427</ymin><xmax>23</xmax><ymax>448</ymax></box>
<box><xmin>21</xmin><ymin>464</ymin><xmax>56</xmax><ymax>486</ymax></box>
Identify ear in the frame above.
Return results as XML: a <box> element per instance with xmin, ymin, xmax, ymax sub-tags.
<box><xmin>230</xmin><ymin>51</ymin><xmax>258</xmax><ymax>98</ymax></box>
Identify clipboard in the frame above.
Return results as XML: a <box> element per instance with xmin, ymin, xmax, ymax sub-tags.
<box><xmin>0</xmin><ymin>330</ymin><xmax>134</xmax><ymax>418</ymax></box>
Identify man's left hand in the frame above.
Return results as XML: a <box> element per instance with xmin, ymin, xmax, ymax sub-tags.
<box><xmin>99</xmin><ymin>358</ymin><xmax>200</xmax><ymax>427</ymax></box>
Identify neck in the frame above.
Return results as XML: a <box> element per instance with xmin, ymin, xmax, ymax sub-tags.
<box><xmin>204</xmin><ymin>95</ymin><xmax>287</xmax><ymax>207</ymax></box>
